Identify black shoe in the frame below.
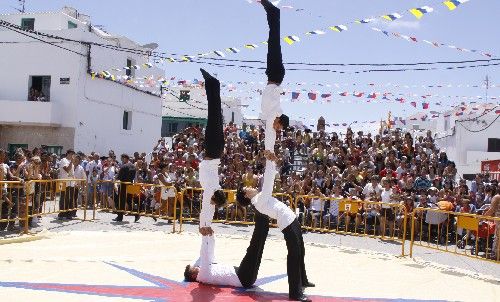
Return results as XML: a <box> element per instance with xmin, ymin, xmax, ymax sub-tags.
<box><xmin>112</xmin><ymin>217</ymin><xmax>123</xmax><ymax>222</ymax></box>
<box><xmin>134</xmin><ymin>215</ymin><xmax>140</xmax><ymax>223</ymax></box>
<box><xmin>289</xmin><ymin>294</ymin><xmax>312</xmax><ymax>302</ymax></box>
<box><xmin>152</xmin><ymin>217</ymin><xmax>157</xmax><ymax>222</ymax></box>
<box><xmin>200</xmin><ymin>68</ymin><xmax>213</xmax><ymax>80</ymax></box>
<box><xmin>303</xmin><ymin>282</ymin><xmax>315</xmax><ymax>288</ymax></box>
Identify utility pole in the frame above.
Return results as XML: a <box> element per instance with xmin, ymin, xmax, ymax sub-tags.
<box><xmin>484</xmin><ymin>75</ymin><xmax>490</xmax><ymax>103</ymax></box>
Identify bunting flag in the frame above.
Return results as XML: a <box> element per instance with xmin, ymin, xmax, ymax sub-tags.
<box><xmin>411</xmin><ymin>102</ymin><xmax>417</xmax><ymax>108</ymax></box>
<box><xmin>213</xmin><ymin>50</ymin><xmax>226</xmax><ymax>57</ymax></box>
<box><xmin>244</xmin><ymin>44</ymin><xmax>259</xmax><ymax>49</ymax></box>
<box><xmin>409</xmin><ymin>6</ymin><xmax>434</xmax><ymax>19</ymax></box>
<box><xmin>371</xmin><ymin>27</ymin><xmax>494</xmax><ymax>58</ymax></box>
<box><xmin>291</xmin><ymin>92</ymin><xmax>300</xmax><ymax>100</ymax></box>
<box><xmin>308</xmin><ymin>92</ymin><xmax>317</xmax><ymax>100</ymax></box>
<box><xmin>330</xmin><ymin>25</ymin><xmax>348</xmax><ymax>32</ymax></box>
<box><xmin>284</xmin><ymin>35</ymin><xmax>300</xmax><ymax>45</ymax></box>
<box><xmin>495</xmin><ymin>110</ymin><xmax>500</xmax><ymax>114</ymax></box>
<box><xmin>382</xmin><ymin>13</ymin><xmax>403</xmax><ymax>21</ymax></box>
<box><xmin>355</xmin><ymin>18</ymin><xmax>375</xmax><ymax>24</ymax></box>
<box><xmin>422</xmin><ymin>102</ymin><xmax>430</xmax><ymax>109</ymax></box>
<box><xmin>456</xmin><ymin>111</ymin><xmax>464</xmax><ymax>116</ymax></box>
<box><xmin>353</xmin><ymin>92</ymin><xmax>364</xmax><ymax>97</ymax></box>
<box><xmin>226</xmin><ymin>47</ymin><xmax>241</xmax><ymax>53</ymax></box>
<box><xmin>339</xmin><ymin>92</ymin><xmax>348</xmax><ymax>96</ymax></box>
<box><xmin>443</xmin><ymin>0</ymin><xmax>469</xmax><ymax>11</ymax></box>
<box><xmin>396</xmin><ymin>97</ymin><xmax>405</xmax><ymax>103</ymax></box>
<box><xmin>367</xmin><ymin>93</ymin><xmax>378</xmax><ymax>99</ymax></box>
<box><xmin>3</xmin><ymin>1</ymin><xmax>476</xmax><ymax>69</ymax></box>
<box><xmin>306</xmin><ymin>30</ymin><xmax>326</xmax><ymax>35</ymax></box>
<box><xmin>321</xmin><ymin>93</ymin><xmax>332</xmax><ymax>99</ymax></box>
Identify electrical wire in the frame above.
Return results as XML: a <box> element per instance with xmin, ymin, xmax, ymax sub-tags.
<box><xmin>0</xmin><ymin>22</ymin><xmax>85</xmax><ymax>56</ymax></box>
<box><xmin>457</xmin><ymin>114</ymin><xmax>500</xmax><ymax>133</ymax></box>
<box><xmin>196</xmin><ymin>59</ymin><xmax>500</xmax><ymax>74</ymax></box>
<box><xmin>2</xmin><ymin>19</ymin><xmax>499</xmax><ymax>69</ymax></box>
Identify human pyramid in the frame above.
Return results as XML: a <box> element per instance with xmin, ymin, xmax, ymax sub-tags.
<box><xmin>183</xmin><ymin>1</ymin><xmax>313</xmax><ymax>301</ymax></box>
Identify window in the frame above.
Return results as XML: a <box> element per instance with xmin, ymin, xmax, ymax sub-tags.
<box><xmin>168</xmin><ymin>122</ymin><xmax>178</xmax><ymax>134</ymax></box>
<box><xmin>8</xmin><ymin>144</ymin><xmax>28</xmax><ymax>159</ymax></box>
<box><xmin>126</xmin><ymin>58</ymin><xmax>135</xmax><ymax>77</ymax></box>
<box><xmin>21</xmin><ymin>18</ymin><xmax>35</xmax><ymax>30</ymax></box>
<box><xmin>68</xmin><ymin>21</ymin><xmax>78</xmax><ymax>29</ymax></box>
<box><xmin>180</xmin><ymin>90</ymin><xmax>190</xmax><ymax>102</ymax></box>
<box><xmin>42</xmin><ymin>145</ymin><xmax>63</xmax><ymax>156</ymax></box>
<box><xmin>488</xmin><ymin>138</ymin><xmax>500</xmax><ymax>152</ymax></box>
<box><xmin>28</xmin><ymin>76</ymin><xmax>51</xmax><ymax>101</ymax></box>
<box><xmin>123</xmin><ymin>111</ymin><xmax>132</xmax><ymax>130</ymax></box>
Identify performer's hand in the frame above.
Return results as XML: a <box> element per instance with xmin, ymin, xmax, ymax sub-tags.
<box><xmin>199</xmin><ymin>227</ymin><xmax>214</xmax><ymax>236</ymax></box>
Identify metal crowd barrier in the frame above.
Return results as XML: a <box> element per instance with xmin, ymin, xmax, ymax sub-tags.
<box><xmin>0</xmin><ymin>179</ymin><xmax>86</xmax><ymax>234</ymax></box>
<box><xmin>410</xmin><ymin>207</ymin><xmax>500</xmax><ymax>263</ymax></box>
<box><xmin>295</xmin><ymin>195</ymin><xmax>408</xmax><ymax>256</ymax></box>
<box><xmin>92</xmin><ymin>180</ymin><xmax>178</xmax><ymax>232</ymax></box>
<box><xmin>0</xmin><ymin>181</ymin><xmax>24</xmax><ymax>232</ymax></box>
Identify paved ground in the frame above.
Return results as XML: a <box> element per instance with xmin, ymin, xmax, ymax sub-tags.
<box><xmin>1</xmin><ymin>230</ymin><xmax>499</xmax><ymax>302</ymax></box>
<box><xmin>1</xmin><ymin>209</ymin><xmax>498</xmax><ymax>280</ymax></box>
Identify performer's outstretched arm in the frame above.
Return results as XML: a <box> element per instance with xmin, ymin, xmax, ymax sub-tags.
<box><xmin>260</xmin><ymin>159</ymin><xmax>277</xmax><ymax>199</ymax></box>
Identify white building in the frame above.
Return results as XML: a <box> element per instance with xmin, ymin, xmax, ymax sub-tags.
<box><xmin>396</xmin><ymin>103</ymin><xmax>500</xmax><ymax>178</ymax></box>
<box><xmin>0</xmin><ymin>7</ymin><xmax>163</xmax><ymax>156</ymax></box>
<box><xmin>162</xmin><ymin>85</ymin><xmax>243</xmax><ymax>137</ymax></box>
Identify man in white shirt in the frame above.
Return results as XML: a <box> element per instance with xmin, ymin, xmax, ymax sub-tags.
<box><xmin>260</xmin><ymin>0</ymin><xmax>289</xmax><ymax>154</ymax></box>
<box><xmin>85</xmin><ymin>153</ymin><xmax>102</xmax><ymax>181</ymax></box>
<box><xmin>323</xmin><ymin>184</ymin><xmax>343</xmax><ymax>229</ymax></box>
<box><xmin>362</xmin><ymin>175</ymin><xmax>383</xmax><ymax>201</ymax></box>
<box><xmin>57</xmin><ymin>149</ymin><xmax>75</xmax><ymax>220</ymax></box>
<box><xmin>71</xmin><ymin>154</ymin><xmax>87</xmax><ymax>218</ymax></box>
<box><xmin>237</xmin><ymin>156</ymin><xmax>314</xmax><ymax>302</ymax></box>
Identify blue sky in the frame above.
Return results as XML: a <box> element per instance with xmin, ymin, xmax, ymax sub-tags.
<box><xmin>1</xmin><ymin>0</ymin><xmax>499</xmax><ymax>130</ymax></box>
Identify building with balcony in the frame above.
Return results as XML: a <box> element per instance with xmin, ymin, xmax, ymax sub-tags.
<box><xmin>395</xmin><ymin>103</ymin><xmax>500</xmax><ymax>178</ymax></box>
<box><xmin>0</xmin><ymin>7</ymin><xmax>163</xmax><ymax>156</ymax></box>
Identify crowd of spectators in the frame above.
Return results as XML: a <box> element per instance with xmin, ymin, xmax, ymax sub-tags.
<box><xmin>0</xmin><ymin>123</ymin><xmax>499</xmax><ymax>256</ymax></box>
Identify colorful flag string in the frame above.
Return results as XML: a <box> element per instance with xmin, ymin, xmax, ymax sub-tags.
<box><xmin>370</xmin><ymin>27</ymin><xmax>494</xmax><ymax>58</ymax></box>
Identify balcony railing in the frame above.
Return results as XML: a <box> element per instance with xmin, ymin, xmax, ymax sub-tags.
<box><xmin>0</xmin><ymin>100</ymin><xmax>61</xmax><ymax>126</ymax></box>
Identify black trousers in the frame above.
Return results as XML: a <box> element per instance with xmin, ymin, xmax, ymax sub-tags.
<box><xmin>202</xmin><ymin>72</ymin><xmax>224</xmax><ymax>159</ymax></box>
<box><xmin>0</xmin><ymin>200</ymin><xmax>10</xmax><ymax>229</ymax></box>
<box><xmin>264</xmin><ymin>1</ymin><xmax>285</xmax><ymax>84</ymax></box>
<box><xmin>236</xmin><ymin>210</ymin><xmax>270</xmax><ymax>288</ymax></box>
<box><xmin>282</xmin><ymin>218</ymin><xmax>309</xmax><ymax>298</ymax></box>
<box><xmin>115</xmin><ymin>185</ymin><xmax>136</xmax><ymax>220</ymax></box>
<box><xmin>58</xmin><ymin>186</ymin><xmax>77</xmax><ymax>218</ymax></box>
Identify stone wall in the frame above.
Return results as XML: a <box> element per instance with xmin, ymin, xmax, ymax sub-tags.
<box><xmin>0</xmin><ymin>125</ymin><xmax>74</xmax><ymax>152</ymax></box>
